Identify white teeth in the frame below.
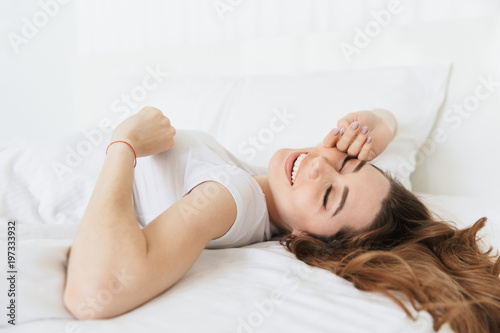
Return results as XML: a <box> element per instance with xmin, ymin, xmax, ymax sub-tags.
<box><xmin>291</xmin><ymin>153</ymin><xmax>307</xmax><ymax>184</ymax></box>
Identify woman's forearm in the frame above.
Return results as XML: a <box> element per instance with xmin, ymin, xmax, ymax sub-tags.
<box><xmin>66</xmin><ymin>142</ymin><xmax>147</xmax><ymax>290</ymax></box>
<box><xmin>63</xmin><ymin>108</ymin><xmax>177</xmax><ymax>320</ymax></box>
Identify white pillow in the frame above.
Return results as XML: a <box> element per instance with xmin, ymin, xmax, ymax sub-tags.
<box><xmin>0</xmin><ymin>64</ymin><xmax>449</xmax><ymax>228</ymax></box>
<box><xmin>139</xmin><ymin>63</ymin><xmax>451</xmax><ymax>190</ymax></box>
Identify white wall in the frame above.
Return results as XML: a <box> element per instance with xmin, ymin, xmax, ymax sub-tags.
<box><xmin>0</xmin><ymin>0</ymin><xmax>77</xmax><ymax>143</ymax></box>
<box><xmin>2</xmin><ymin>0</ymin><xmax>498</xmax><ymax>141</ymax></box>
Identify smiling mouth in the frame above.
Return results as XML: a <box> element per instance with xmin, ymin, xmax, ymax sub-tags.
<box><xmin>285</xmin><ymin>152</ymin><xmax>302</xmax><ymax>186</ymax></box>
<box><xmin>291</xmin><ymin>153</ymin><xmax>308</xmax><ymax>185</ymax></box>
<box><xmin>289</xmin><ymin>153</ymin><xmax>308</xmax><ymax>185</ymax></box>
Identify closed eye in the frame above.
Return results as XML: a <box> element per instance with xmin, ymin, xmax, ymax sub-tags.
<box><xmin>322</xmin><ymin>155</ymin><xmax>355</xmax><ymax>208</ymax></box>
<box><xmin>323</xmin><ymin>186</ymin><xmax>332</xmax><ymax>207</ymax></box>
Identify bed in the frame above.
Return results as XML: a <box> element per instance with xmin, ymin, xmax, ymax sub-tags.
<box><xmin>1</xmin><ymin>2</ymin><xmax>499</xmax><ymax>333</ymax></box>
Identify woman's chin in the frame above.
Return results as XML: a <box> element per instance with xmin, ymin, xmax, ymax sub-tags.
<box><xmin>268</xmin><ymin>149</ymin><xmax>289</xmax><ymax>183</ymax></box>
<box><xmin>268</xmin><ymin>149</ymin><xmax>281</xmax><ymax>173</ymax></box>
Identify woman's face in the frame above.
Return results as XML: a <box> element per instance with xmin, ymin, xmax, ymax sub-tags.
<box><xmin>268</xmin><ymin>146</ymin><xmax>390</xmax><ymax>237</ymax></box>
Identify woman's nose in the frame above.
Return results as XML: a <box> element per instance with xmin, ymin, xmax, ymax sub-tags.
<box><xmin>308</xmin><ymin>156</ymin><xmax>322</xmax><ymax>180</ymax></box>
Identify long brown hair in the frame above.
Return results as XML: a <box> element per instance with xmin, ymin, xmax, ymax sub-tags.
<box><xmin>280</xmin><ymin>169</ymin><xmax>500</xmax><ymax>332</ymax></box>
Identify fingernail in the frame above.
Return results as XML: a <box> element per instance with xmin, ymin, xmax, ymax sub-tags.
<box><xmin>340</xmin><ymin>127</ymin><xmax>346</xmax><ymax>135</ymax></box>
<box><xmin>332</xmin><ymin>128</ymin><xmax>339</xmax><ymax>136</ymax></box>
<box><xmin>367</xmin><ymin>137</ymin><xmax>372</xmax><ymax>144</ymax></box>
<box><xmin>362</xmin><ymin>126</ymin><xmax>368</xmax><ymax>135</ymax></box>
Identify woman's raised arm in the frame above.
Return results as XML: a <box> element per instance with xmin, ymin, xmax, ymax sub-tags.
<box><xmin>323</xmin><ymin>108</ymin><xmax>397</xmax><ymax>161</ymax></box>
<box><xmin>63</xmin><ymin>107</ymin><xmax>236</xmax><ymax>319</ymax></box>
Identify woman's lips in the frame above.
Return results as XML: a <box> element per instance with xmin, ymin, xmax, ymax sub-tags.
<box><xmin>285</xmin><ymin>151</ymin><xmax>305</xmax><ymax>186</ymax></box>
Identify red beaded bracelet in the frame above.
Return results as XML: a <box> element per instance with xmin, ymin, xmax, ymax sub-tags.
<box><xmin>106</xmin><ymin>141</ymin><xmax>137</xmax><ymax>167</ymax></box>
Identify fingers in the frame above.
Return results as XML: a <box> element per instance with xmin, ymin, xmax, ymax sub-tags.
<box><xmin>336</xmin><ymin>121</ymin><xmax>361</xmax><ymax>152</ymax></box>
<box><xmin>357</xmin><ymin>136</ymin><xmax>374</xmax><ymax>161</ymax></box>
<box><xmin>346</xmin><ymin>125</ymin><xmax>369</xmax><ymax>156</ymax></box>
<box><xmin>323</xmin><ymin>128</ymin><xmax>341</xmax><ymax>148</ymax></box>
<box><xmin>323</xmin><ymin>120</ymin><xmax>375</xmax><ymax>161</ymax></box>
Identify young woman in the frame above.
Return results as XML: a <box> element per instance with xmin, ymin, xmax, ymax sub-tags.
<box><xmin>63</xmin><ymin>107</ymin><xmax>500</xmax><ymax>332</ymax></box>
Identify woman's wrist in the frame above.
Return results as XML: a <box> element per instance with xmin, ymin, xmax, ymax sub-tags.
<box><xmin>106</xmin><ymin>140</ymin><xmax>137</xmax><ymax>167</ymax></box>
<box><xmin>110</xmin><ymin>134</ymin><xmax>134</xmax><ymax>147</ymax></box>
<box><xmin>372</xmin><ymin>108</ymin><xmax>397</xmax><ymax>139</ymax></box>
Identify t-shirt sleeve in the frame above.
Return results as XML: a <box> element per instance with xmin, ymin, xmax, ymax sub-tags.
<box><xmin>183</xmin><ymin>164</ymin><xmax>271</xmax><ymax>249</ymax></box>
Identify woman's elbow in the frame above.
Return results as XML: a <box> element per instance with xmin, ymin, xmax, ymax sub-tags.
<box><xmin>63</xmin><ymin>280</ymin><xmax>90</xmax><ymax>320</ymax></box>
<box><xmin>63</xmin><ymin>275</ymin><xmax>127</xmax><ymax>320</ymax></box>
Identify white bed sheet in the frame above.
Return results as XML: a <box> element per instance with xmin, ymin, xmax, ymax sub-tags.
<box><xmin>3</xmin><ymin>183</ymin><xmax>499</xmax><ymax>333</ymax></box>
<box><xmin>0</xmin><ymin>222</ymin><xmax>468</xmax><ymax>333</ymax></box>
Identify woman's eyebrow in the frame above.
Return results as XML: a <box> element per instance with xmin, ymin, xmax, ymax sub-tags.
<box><xmin>332</xmin><ymin>187</ymin><xmax>349</xmax><ymax>217</ymax></box>
<box><xmin>332</xmin><ymin>160</ymin><xmax>366</xmax><ymax>217</ymax></box>
<box><xmin>340</xmin><ymin>155</ymin><xmax>355</xmax><ymax>170</ymax></box>
<box><xmin>353</xmin><ymin>160</ymin><xmax>366</xmax><ymax>173</ymax></box>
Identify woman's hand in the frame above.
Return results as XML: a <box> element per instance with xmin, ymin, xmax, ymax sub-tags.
<box><xmin>322</xmin><ymin>109</ymin><xmax>397</xmax><ymax>161</ymax></box>
<box><xmin>111</xmin><ymin>106</ymin><xmax>176</xmax><ymax>157</ymax></box>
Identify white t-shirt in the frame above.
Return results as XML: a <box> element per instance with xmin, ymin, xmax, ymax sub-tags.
<box><xmin>132</xmin><ymin>129</ymin><xmax>277</xmax><ymax>249</ymax></box>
